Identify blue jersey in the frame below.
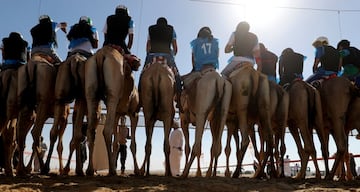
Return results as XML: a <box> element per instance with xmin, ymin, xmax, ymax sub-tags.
<box><xmin>191</xmin><ymin>37</ymin><xmax>219</xmax><ymax>71</ymax></box>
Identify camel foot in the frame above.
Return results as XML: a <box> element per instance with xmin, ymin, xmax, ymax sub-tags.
<box><xmin>86</xmin><ymin>168</ymin><xmax>94</xmax><ymax>176</ymax></box>
<box><xmin>75</xmin><ymin>169</ymin><xmax>85</xmax><ymax>176</ymax></box>
<box><xmin>232</xmin><ymin>168</ymin><xmax>241</xmax><ymax>178</ymax></box>
<box><xmin>16</xmin><ymin>168</ymin><xmax>29</xmax><ymax>177</ymax></box>
<box><xmin>5</xmin><ymin>169</ymin><xmax>14</xmax><ymax>177</ymax></box>
<box><xmin>41</xmin><ymin>165</ymin><xmax>50</xmax><ymax>175</ymax></box>
<box><xmin>224</xmin><ymin>170</ymin><xmax>231</xmax><ymax>178</ymax></box>
<box><xmin>62</xmin><ymin>167</ymin><xmax>70</xmax><ymax>175</ymax></box>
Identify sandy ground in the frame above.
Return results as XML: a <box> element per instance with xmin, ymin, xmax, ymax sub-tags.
<box><xmin>1</xmin><ymin>171</ymin><xmax>360</xmax><ymax>192</ymax></box>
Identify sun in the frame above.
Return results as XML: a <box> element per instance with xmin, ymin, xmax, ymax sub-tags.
<box><xmin>234</xmin><ymin>0</ymin><xmax>287</xmax><ymax>28</ymax></box>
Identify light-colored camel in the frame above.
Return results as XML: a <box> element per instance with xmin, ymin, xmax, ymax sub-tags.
<box><xmin>16</xmin><ymin>54</ymin><xmax>65</xmax><ymax>176</ymax></box>
<box><xmin>42</xmin><ymin>53</ymin><xmax>86</xmax><ymax>175</ymax></box>
<box><xmin>139</xmin><ymin>57</ymin><xmax>179</xmax><ymax>176</ymax></box>
<box><xmin>84</xmin><ymin>46</ymin><xmax>140</xmax><ymax>176</ymax></box>
<box><xmin>320</xmin><ymin>76</ymin><xmax>360</xmax><ymax>180</ymax></box>
<box><xmin>247</xmin><ymin>80</ymin><xmax>289</xmax><ymax>178</ymax></box>
<box><xmin>180</xmin><ymin>68</ymin><xmax>232</xmax><ymax>178</ymax></box>
<box><xmin>286</xmin><ymin>80</ymin><xmax>328</xmax><ymax>179</ymax></box>
<box><xmin>0</xmin><ymin>68</ymin><xmax>26</xmax><ymax>176</ymax></box>
<box><xmin>224</xmin><ymin>65</ymin><xmax>274</xmax><ymax>179</ymax></box>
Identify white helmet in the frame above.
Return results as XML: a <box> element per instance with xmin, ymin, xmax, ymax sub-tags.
<box><xmin>39</xmin><ymin>14</ymin><xmax>51</xmax><ymax>22</ymax></box>
<box><xmin>312</xmin><ymin>36</ymin><xmax>329</xmax><ymax>47</ymax></box>
<box><xmin>79</xmin><ymin>16</ymin><xmax>92</xmax><ymax>25</ymax></box>
<box><xmin>116</xmin><ymin>4</ymin><xmax>128</xmax><ymax>10</ymax></box>
<box><xmin>115</xmin><ymin>4</ymin><xmax>129</xmax><ymax>14</ymax></box>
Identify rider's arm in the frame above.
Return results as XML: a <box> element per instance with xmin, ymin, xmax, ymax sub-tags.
<box><xmin>127</xmin><ymin>33</ymin><xmax>133</xmax><ymax>50</ymax></box>
<box><xmin>172</xmin><ymin>39</ymin><xmax>178</xmax><ymax>56</ymax></box>
<box><xmin>224</xmin><ymin>32</ymin><xmax>235</xmax><ymax>53</ymax></box>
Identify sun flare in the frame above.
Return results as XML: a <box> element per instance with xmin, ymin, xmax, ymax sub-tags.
<box><xmin>227</xmin><ymin>0</ymin><xmax>287</xmax><ymax>28</ymax></box>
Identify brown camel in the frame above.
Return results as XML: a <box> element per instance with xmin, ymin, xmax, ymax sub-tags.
<box><xmin>138</xmin><ymin>58</ymin><xmax>177</xmax><ymax>177</ymax></box>
<box><xmin>248</xmin><ymin>80</ymin><xmax>289</xmax><ymax>178</ymax></box>
<box><xmin>0</xmin><ymin>67</ymin><xmax>28</xmax><ymax>176</ymax></box>
<box><xmin>180</xmin><ymin>68</ymin><xmax>232</xmax><ymax>178</ymax></box>
<box><xmin>224</xmin><ymin>65</ymin><xmax>274</xmax><ymax>179</ymax></box>
<box><xmin>42</xmin><ymin>53</ymin><xmax>86</xmax><ymax>176</ymax></box>
<box><xmin>16</xmin><ymin>54</ymin><xmax>64</xmax><ymax>176</ymax></box>
<box><xmin>332</xmin><ymin>95</ymin><xmax>360</xmax><ymax>181</ymax></box>
<box><xmin>320</xmin><ymin>76</ymin><xmax>360</xmax><ymax>180</ymax></box>
<box><xmin>84</xmin><ymin>46</ymin><xmax>140</xmax><ymax>176</ymax></box>
<box><xmin>286</xmin><ymin>80</ymin><xmax>328</xmax><ymax>179</ymax></box>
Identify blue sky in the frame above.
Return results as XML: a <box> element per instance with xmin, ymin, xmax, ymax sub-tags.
<box><xmin>2</xmin><ymin>0</ymin><xmax>360</xmax><ymax>174</ymax></box>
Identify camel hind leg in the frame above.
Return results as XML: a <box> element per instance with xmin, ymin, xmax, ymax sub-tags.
<box><xmin>182</xmin><ymin>115</ymin><xmax>207</xmax><ymax>178</ymax></box>
<box><xmin>129</xmin><ymin>112</ymin><xmax>140</xmax><ymax>175</ymax></box>
<box><xmin>140</xmin><ymin>119</ymin><xmax>156</xmax><ymax>176</ymax></box>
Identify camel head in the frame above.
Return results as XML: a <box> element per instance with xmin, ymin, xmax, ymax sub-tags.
<box><xmin>125</xmin><ymin>55</ymin><xmax>141</xmax><ymax>71</ymax></box>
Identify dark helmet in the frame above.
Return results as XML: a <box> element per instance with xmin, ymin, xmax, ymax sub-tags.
<box><xmin>281</xmin><ymin>48</ymin><xmax>294</xmax><ymax>55</ymax></box>
<box><xmin>9</xmin><ymin>32</ymin><xmax>23</xmax><ymax>40</ymax></box>
<box><xmin>337</xmin><ymin>39</ymin><xmax>350</xmax><ymax>49</ymax></box>
<box><xmin>39</xmin><ymin>14</ymin><xmax>51</xmax><ymax>23</ymax></box>
<box><xmin>197</xmin><ymin>26</ymin><xmax>212</xmax><ymax>39</ymax></box>
<box><xmin>236</xmin><ymin>21</ymin><xmax>250</xmax><ymax>33</ymax></box>
<box><xmin>156</xmin><ymin>17</ymin><xmax>168</xmax><ymax>26</ymax></box>
<box><xmin>115</xmin><ymin>4</ymin><xmax>128</xmax><ymax>15</ymax></box>
<box><xmin>79</xmin><ymin>16</ymin><xmax>92</xmax><ymax>26</ymax></box>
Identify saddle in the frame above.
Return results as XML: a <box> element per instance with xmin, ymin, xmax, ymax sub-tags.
<box><xmin>142</xmin><ymin>56</ymin><xmax>174</xmax><ymax>76</ymax></box>
<box><xmin>310</xmin><ymin>73</ymin><xmax>337</xmax><ymax>89</ymax></box>
<box><xmin>229</xmin><ymin>62</ymin><xmax>254</xmax><ymax>79</ymax></box>
<box><xmin>106</xmin><ymin>44</ymin><xmax>141</xmax><ymax>71</ymax></box>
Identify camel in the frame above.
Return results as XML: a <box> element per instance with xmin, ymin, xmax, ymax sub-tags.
<box><xmin>16</xmin><ymin>54</ymin><xmax>63</xmax><ymax>176</ymax></box>
<box><xmin>0</xmin><ymin>67</ymin><xmax>26</xmax><ymax>176</ymax></box>
<box><xmin>84</xmin><ymin>45</ymin><xmax>140</xmax><ymax>176</ymax></box>
<box><xmin>247</xmin><ymin>80</ymin><xmax>289</xmax><ymax>178</ymax></box>
<box><xmin>319</xmin><ymin>76</ymin><xmax>360</xmax><ymax>180</ymax></box>
<box><xmin>138</xmin><ymin>57</ymin><xmax>176</xmax><ymax>177</ymax></box>
<box><xmin>333</xmin><ymin>96</ymin><xmax>360</xmax><ymax>181</ymax></box>
<box><xmin>224</xmin><ymin>65</ymin><xmax>274</xmax><ymax>179</ymax></box>
<box><xmin>286</xmin><ymin>80</ymin><xmax>328</xmax><ymax>179</ymax></box>
<box><xmin>112</xmin><ymin>67</ymin><xmax>140</xmax><ymax>175</ymax></box>
<box><xmin>179</xmin><ymin>68</ymin><xmax>232</xmax><ymax>178</ymax></box>
<box><xmin>41</xmin><ymin>53</ymin><xmax>86</xmax><ymax>175</ymax></box>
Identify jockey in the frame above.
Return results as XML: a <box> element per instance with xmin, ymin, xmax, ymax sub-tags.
<box><xmin>30</xmin><ymin>14</ymin><xmax>67</xmax><ymax>64</ymax></box>
<box><xmin>144</xmin><ymin>17</ymin><xmax>182</xmax><ymax>109</ymax></box>
<box><xmin>221</xmin><ymin>21</ymin><xmax>262</xmax><ymax>77</ymax></box>
<box><xmin>190</xmin><ymin>26</ymin><xmax>219</xmax><ymax>72</ymax></box>
<box><xmin>0</xmin><ymin>32</ymin><xmax>30</xmax><ymax>70</ymax></box>
<box><xmin>103</xmin><ymin>5</ymin><xmax>133</xmax><ymax>55</ymax></box>
<box><xmin>337</xmin><ymin>39</ymin><xmax>360</xmax><ymax>87</ymax></box>
<box><xmin>66</xmin><ymin>16</ymin><xmax>99</xmax><ymax>59</ymax></box>
<box><xmin>278</xmin><ymin>48</ymin><xmax>306</xmax><ymax>86</ymax></box>
<box><xmin>259</xmin><ymin>43</ymin><xmax>278</xmax><ymax>83</ymax></box>
<box><xmin>305</xmin><ymin>36</ymin><xmax>341</xmax><ymax>85</ymax></box>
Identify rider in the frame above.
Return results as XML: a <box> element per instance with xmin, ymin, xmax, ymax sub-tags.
<box><xmin>337</xmin><ymin>39</ymin><xmax>360</xmax><ymax>87</ymax></box>
<box><xmin>190</xmin><ymin>26</ymin><xmax>219</xmax><ymax>72</ymax></box>
<box><xmin>145</xmin><ymin>17</ymin><xmax>181</xmax><ymax>109</ymax></box>
<box><xmin>259</xmin><ymin>43</ymin><xmax>278</xmax><ymax>83</ymax></box>
<box><xmin>0</xmin><ymin>32</ymin><xmax>30</xmax><ymax>70</ymax></box>
<box><xmin>305</xmin><ymin>36</ymin><xmax>341</xmax><ymax>86</ymax></box>
<box><xmin>30</xmin><ymin>14</ymin><xmax>67</xmax><ymax>64</ymax></box>
<box><xmin>103</xmin><ymin>5</ymin><xmax>139</xmax><ymax>66</ymax></box>
<box><xmin>103</xmin><ymin>5</ymin><xmax>133</xmax><ymax>55</ymax></box>
<box><xmin>221</xmin><ymin>21</ymin><xmax>262</xmax><ymax>77</ymax></box>
<box><xmin>66</xmin><ymin>16</ymin><xmax>99</xmax><ymax>59</ymax></box>
<box><xmin>278</xmin><ymin>48</ymin><xmax>306</xmax><ymax>86</ymax></box>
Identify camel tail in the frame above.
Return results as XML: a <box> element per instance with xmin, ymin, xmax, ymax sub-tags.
<box><xmin>69</xmin><ymin>55</ymin><xmax>79</xmax><ymax>87</ymax></box>
<box><xmin>251</xmin><ymin>70</ymin><xmax>260</xmax><ymax>97</ymax></box>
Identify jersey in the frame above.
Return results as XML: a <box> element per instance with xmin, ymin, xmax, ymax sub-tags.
<box><xmin>191</xmin><ymin>37</ymin><xmax>219</xmax><ymax>71</ymax></box>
